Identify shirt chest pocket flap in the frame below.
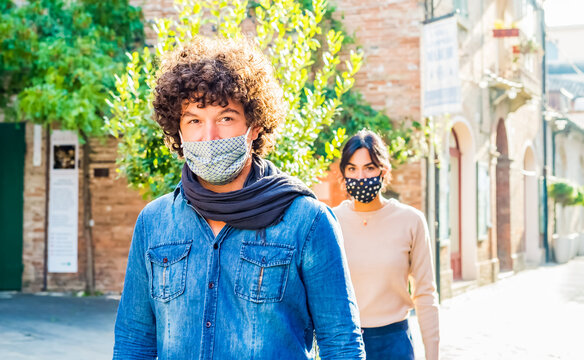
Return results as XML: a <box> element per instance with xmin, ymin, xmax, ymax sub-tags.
<box><xmin>147</xmin><ymin>241</ymin><xmax>192</xmax><ymax>302</ymax></box>
<box><xmin>235</xmin><ymin>242</ymin><xmax>295</xmax><ymax>303</ymax></box>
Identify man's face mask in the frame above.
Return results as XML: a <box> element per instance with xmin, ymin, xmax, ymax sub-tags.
<box><xmin>181</xmin><ymin>128</ymin><xmax>252</xmax><ymax>185</ymax></box>
<box><xmin>345</xmin><ymin>174</ymin><xmax>383</xmax><ymax>203</ymax></box>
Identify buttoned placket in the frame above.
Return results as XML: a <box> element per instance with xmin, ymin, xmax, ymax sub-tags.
<box><xmin>177</xmin><ymin>187</ymin><xmax>227</xmax><ymax>360</ymax></box>
<box><xmin>200</xmin><ymin>235</ymin><xmax>225</xmax><ymax>360</ymax></box>
<box><xmin>186</xmin><ymin>200</ymin><xmax>233</xmax><ymax>360</ymax></box>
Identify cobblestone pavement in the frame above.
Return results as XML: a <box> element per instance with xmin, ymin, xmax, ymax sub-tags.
<box><xmin>411</xmin><ymin>256</ymin><xmax>584</xmax><ymax>359</ymax></box>
<box><xmin>1</xmin><ymin>257</ymin><xmax>583</xmax><ymax>359</ymax></box>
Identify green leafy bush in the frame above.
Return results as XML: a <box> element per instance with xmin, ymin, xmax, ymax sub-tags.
<box><xmin>106</xmin><ymin>0</ymin><xmax>363</xmax><ymax>199</ymax></box>
<box><xmin>1</xmin><ymin>0</ymin><xmax>144</xmax><ymax>127</ymax></box>
<box><xmin>548</xmin><ymin>180</ymin><xmax>580</xmax><ymax>207</ymax></box>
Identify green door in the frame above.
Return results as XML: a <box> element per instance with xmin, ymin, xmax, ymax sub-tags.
<box><xmin>0</xmin><ymin>122</ymin><xmax>25</xmax><ymax>290</ymax></box>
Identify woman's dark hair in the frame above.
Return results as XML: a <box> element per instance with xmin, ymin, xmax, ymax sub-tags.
<box><xmin>339</xmin><ymin>129</ymin><xmax>391</xmax><ymax>183</ymax></box>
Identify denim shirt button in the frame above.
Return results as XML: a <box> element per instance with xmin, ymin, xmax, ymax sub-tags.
<box><xmin>208</xmin><ymin>282</ymin><xmax>214</xmax><ymax>289</ymax></box>
<box><xmin>213</xmin><ymin>243</ymin><xmax>218</xmax><ymax>250</ymax></box>
<box><xmin>261</xmin><ymin>256</ymin><xmax>266</xmax><ymax>263</ymax></box>
<box><xmin>206</xmin><ymin>321</ymin><xmax>212</xmax><ymax>328</ymax></box>
<box><xmin>163</xmin><ymin>257</ymin><xmax>168</xmax><ymax>263</ymax></box>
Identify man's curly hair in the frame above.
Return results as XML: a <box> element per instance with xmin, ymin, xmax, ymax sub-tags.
<box><xmin>153</xmin><ymin>36</ymin><xmax>285</xmax><ymax>157</ymax></box>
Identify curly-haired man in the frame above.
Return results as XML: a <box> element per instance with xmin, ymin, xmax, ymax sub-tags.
<box><xmin>113</xmin><ymin>36</ymin><xmax>365</xmax><ymax>360</ymax></box>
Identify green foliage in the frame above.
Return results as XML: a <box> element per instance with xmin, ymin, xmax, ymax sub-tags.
<box><xmin>0</xmin><ymin>0</ymin><xmax>144</xmax><ymax>134</ymax></box>
<box><xmin>314</xmin><ymin>90</ymin><xmax>426</xmax><ymax>166</ymax></box>
<box><xmin>573</xmin><ymin>187</ymin><xmax>584</xmax><ymax>206</ymax></box>
<box><xmin>295</xmin><ymin>0</ymin><xmax>426</xmax><ymax>167</ymax></box>
<box><xmin>254</xmin><ymin>0</ymin><xmax>354</xmax><ymax>44</ymax></box>
<box><xmin>548</xmin><ymin>180</ymin><xmax>583</xmax><ymax>207</ymax></box>
<box><xmin>106</xmin><ymin>0</ymin><xmax>363</xmax><ymax>199</ymax></box>
<box><xmin>105</xmin><ymin>49</ymin><xmax>180</xmax><ymax>197</ymax></box>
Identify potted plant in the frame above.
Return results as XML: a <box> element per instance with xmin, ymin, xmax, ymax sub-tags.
<box><xmin>493</xmin><ymin>19</ymin><xmax>519</xmax><ymax>37</ymax></box>
<box><xmin>575</xmin><ymin>187</ymin><xmax>584</xmax><ymax>256</ymax></box>
<box><xmin>518</xmin><ymin>39</ymin><xmax>542</xmax><ymax>55</ymax></box>
<box><xmin>548</xmin><ymin>181</ymin><xmax>578</xmax><ymax>263</ymax></box>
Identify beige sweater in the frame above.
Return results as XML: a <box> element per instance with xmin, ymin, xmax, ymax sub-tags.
<box><xmin>333</xmin><ymin>198</ymin><xmax>439</xmax><ymax>360</ymax></box>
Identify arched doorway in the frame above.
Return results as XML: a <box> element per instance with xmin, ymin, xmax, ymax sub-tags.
<box><xmin>496</xmin><ymin>119</ymin><xmax>512</xmax><ymax>271</ymax></box>
<box><xmin>523</xmin><ymin>146</ymin><xmax>540</xmax><ymax>264</ymax></box>
<box><xmin>449</xmin><ymin>129</ymin><xmax>462</xmax><ymax>280</ymax></box>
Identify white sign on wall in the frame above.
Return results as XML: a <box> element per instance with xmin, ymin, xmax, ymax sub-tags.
<box><xmin>422</xmin><ymin>15</ymin><xmax>462</xmax><ymax>117</ymax></box>
<box><xmin>33</xmin><ymin>125</ymin><xmax>42</xmax><ymax>167</ymax></box>
<box><xmin>48</xmin><ymin>130</ymin><xmax>79</xmax><ymax>273</ymax></box>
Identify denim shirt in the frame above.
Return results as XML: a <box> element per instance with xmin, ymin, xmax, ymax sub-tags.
<box><xmin>113</xmin><ymin>185</ymin><xmax>365</xmax><ymax>360</ymax></box>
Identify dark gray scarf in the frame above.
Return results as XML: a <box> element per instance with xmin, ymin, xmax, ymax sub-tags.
<box><xmin>181</xmin><ymin>155</ymin><xmax>316</xmax><ymax>229</ymax></box>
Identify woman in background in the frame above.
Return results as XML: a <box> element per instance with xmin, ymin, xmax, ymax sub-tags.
<box><xmin>333</xmin><ymin>129</ymin><xmax>439</xmax><ymax>360</ymax></box>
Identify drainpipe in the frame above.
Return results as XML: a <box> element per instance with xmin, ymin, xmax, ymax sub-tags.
<box><xmin>424</xmin><ymin>0</ymin><xmax>441</xmax><ymax>302</ymax></box>
<box><xmin>540</xmin><ymin>5</ymin><xmax>550</xmax><ymax>263</ymax></box>
<box><xmin>434</xmin><ymin>159</ymin><xmax>441</xmax><ymax>301</ymax></box>
<box><xmin>551</xmin><ymin>127</ymin><xmax>557</xmax><ymax>235</ymax></box>
<box><xmin>43</xmin><ymin>125</ymin><xmax>50</xmax><ymax>291</ymax></box>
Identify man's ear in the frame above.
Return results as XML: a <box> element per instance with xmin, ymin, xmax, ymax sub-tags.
<box><xmin>251</xmin><ymin>126</ymin><xmax>261</xmax><ymax>141</ymax></box>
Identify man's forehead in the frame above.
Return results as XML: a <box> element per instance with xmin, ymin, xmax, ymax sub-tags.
<box><xmin>181</xmin><ymin>97</ymin><xmax>241</xmax><ymax>110</ymax></box>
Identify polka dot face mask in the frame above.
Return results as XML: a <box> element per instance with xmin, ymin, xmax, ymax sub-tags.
<box><xmin>345</xmin><ymin>175</ymin><xmax>383</xmax><ymax>203</ymax></box>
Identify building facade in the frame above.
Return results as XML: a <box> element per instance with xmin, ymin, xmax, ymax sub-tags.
<box><xmin>320</xmin><ymin>0</ymin><xmax>548</xmax><ymax>298</ymax></box>
<box><xmin>546</xmin><ymin>24</ymin><xmax>584</xmax><ymax>262</ymax></box>
<box><xmin>2</xmin><ymin>0</ymin><xmax>561</xmax><ymax>299</ymax></box>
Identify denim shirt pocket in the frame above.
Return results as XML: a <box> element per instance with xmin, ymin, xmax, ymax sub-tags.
<box><xmin>146</xmin><ymin>240</ymin><xmax>192</xmax><ymax>302</ymax></box>
<box><xmin>235</xmin><ymin>242</ymin><xmax>295</xmax><ymax>303</ymax></box>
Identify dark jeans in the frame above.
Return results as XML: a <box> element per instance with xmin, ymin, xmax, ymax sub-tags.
<box><xmin>362</xmin><ymin>319</ymin><xmax>415</xmax><ymax>360</ymax></box>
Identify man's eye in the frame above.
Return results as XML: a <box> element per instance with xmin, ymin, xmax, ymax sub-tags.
<box><xmin>186</xmin><ymin>118</ymin><xmax>199</xmax><ymax>124</ymax></box>
<box><xmin>221</xmin><ymin>117</ymin><xmax>233</xmax><ymax>122</ymax></box>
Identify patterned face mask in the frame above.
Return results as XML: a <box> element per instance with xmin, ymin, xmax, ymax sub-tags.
<box><xmin>345</xmin><ymin>174</ymin><xmax>383</xmax><ymax>203</ymax></box>
<box><xmin>181</xmin><ymin>128</ymin><xmax>252</xmax><ymax>185</ymax></box>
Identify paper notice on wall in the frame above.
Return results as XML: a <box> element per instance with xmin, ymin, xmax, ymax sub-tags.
<box><xmin>422</xmin><ymin>15</ymin><xmax>462</xmax><ymax>117</ymax></box>
<box><xmin>47</xmin><ymin>130</ymin><xmax>79</xmax><ymax>273</ymax></box>
<box><xmin>33</xmin><ymin>125</ymin><xmax>42</xmax><ymax>167</ymax></box>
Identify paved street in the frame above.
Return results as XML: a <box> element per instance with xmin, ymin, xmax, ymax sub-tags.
<box><xmin>412</xmin><ymin>256</ymin><xmax>584</xmax><ymax>359</ymax></box>
<box><xmin>0</xmin><ymin>292</ymin><xmax>118</xmax><ymax>360</ymax></box>
<box><xmin>1</xmin><ymin>257</ymin><xmax>583</xmax><ymax>359</ymax></box>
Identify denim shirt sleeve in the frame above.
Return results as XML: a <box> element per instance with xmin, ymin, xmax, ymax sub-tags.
<box><xmin>301</xmin><ymin>206</ymin><xmax>365</xmax><ymax>359</ymax></box>
<box><xmin>113</xmin><ymin>212</ymin><xmax>158</xmax><ymax>359</ymax></box>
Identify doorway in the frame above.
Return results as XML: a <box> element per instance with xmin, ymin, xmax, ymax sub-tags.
<box><xmin>449</xmin><ymin>129</ymin><xmax>462</xmax><ymax>280</ymax></box>
<box><xmin>0</xmin><ymin>122</ymin><xmax>26</xmax><ymax>290</ymax></box>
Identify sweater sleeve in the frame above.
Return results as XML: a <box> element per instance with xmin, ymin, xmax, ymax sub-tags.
<box><xmin>409</xmin><ymin>213</ymin><xmax>440</xmax><ymax>360</ymax></box>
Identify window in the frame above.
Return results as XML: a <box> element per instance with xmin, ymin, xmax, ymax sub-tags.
<box><xmin>514</xmin><ymin>0</ymin><xmax>528</xmax><ymax>20</ymax></box>
<box><xmin>454</xmin><ymin>0</ymin><xmax>469</xmax><ymax>18</ymax></box>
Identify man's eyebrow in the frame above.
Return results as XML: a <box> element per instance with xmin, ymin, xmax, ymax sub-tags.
<box><xmin>182</xmin><ymin>107</ymin><xmax>241</xmax><ymax>118</ymax></box>
<box><xmin>218</xmin><ymin>108</ymin><xmax>241</xmax><ymax>115</ymax></box>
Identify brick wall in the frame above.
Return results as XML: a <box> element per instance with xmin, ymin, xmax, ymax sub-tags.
<box><xmin>332</xmin><ymin>0</ymin><xmax>423</xmax><ymax>119</ymax></box>
<box><xmin>21</xmin><ymin>122</ymin><xmax>148</xmax><ymax>293</ymax></box>
<box><xmin>21</xmin><ymin>123</ymin><xmax>49</xmax><ymax>292</ymax></box>
<box><xmin>89</xmin><ymin>138</ymin><xmax>149</xmax><ymax>292</ymax></box>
